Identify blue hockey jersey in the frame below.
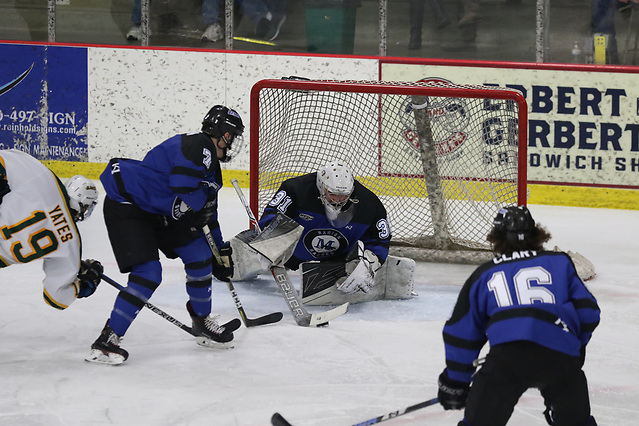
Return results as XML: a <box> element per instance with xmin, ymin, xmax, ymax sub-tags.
<box><xmin>443</xmin><ymin>250</ymin><xmax>600</xmax><ymax>383</ymax></box>
<box><xmin>100</xmin><ymin>132</ymin><xmax>225</xmax><ymax>245</ymax></box>
<box><xmin>258</xmin><ymin>173</ymin><xmax>391</xmax><ymax>269</ymax></box>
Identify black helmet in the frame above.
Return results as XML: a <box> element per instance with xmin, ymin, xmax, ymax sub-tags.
<box><xmin>493</xmin><ymin>206</ymin><xmax>535</xmax><ymax>241</ymax></box>
<box><xmin>202</xmin><ymin>105</ymin><xmax>245</xmax><ymax>162</ymax></box>
<box><xmin>201</xmin><ymin>105</ymin><xmax>244</xmax><ymax>139</ymax></box>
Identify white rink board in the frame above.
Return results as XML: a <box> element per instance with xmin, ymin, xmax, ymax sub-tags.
<box><xmin>87</xmin><ymin>47</ymin><xmax>379</xmax><ymax>170</ymax></box>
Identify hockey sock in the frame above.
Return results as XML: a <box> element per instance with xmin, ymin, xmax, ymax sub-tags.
<box><xmin>175</xmin><ymin>238</ymin><xmax>214</xmax><ymax>317</ymax></box>
<box><xmin>108</xmin><ymin>261</ymin><xmax>161</xmax><ymax>336</ymax></box>
<box><xmin>185</xmin><ymin>276</ymin><xmax>213</xmax><ymax>317</ymax></box>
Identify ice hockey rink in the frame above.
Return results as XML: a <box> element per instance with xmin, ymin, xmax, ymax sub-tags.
<box><xmin>1</xmin><ymin>186</ymin><xmax>637</xmax><ymax>426</ymax></box>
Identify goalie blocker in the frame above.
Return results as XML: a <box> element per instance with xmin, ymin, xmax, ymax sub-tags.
<box><xmin>230</xmin><ymin>212</ymin><xmax>304</xmax><ymax>280</ymax></box>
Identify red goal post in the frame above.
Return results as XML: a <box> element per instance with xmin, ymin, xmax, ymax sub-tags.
<box><xmin>249</xmin><ymin>78</ymin><xmax>527</xmax><ymax>262</ymax></box>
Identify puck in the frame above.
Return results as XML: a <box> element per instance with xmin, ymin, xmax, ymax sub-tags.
<box><xmin>316</xmin><ymin>322</ymin><xmax>329</xmax><ymax>327</ymax></box>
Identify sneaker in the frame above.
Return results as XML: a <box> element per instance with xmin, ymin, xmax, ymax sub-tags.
<box><xmin>264</xmin><ymin>15</ymin><xmax>286</xmax><ymax>41</ymax></box>
<box><xmin>187</xmin><ymin>301</ymin><xmax>241</xmax><ymax>348</ymax></box>
<box><xmin>126</xmin><ymin>25</ymin><xmax>151</xmax><ymax>41</ymax></box>
<box><xmin>85</xmin><ymin>322</ymin><xmax>129</xmax><ymax>365</ymax></box>
<box><xmin>202</xmin><ymin>23</ymin><xmax>223</xmax><ymax>42</ymax></box>
<box><xmin>126</xmin><ymin>25</ymin><xmax>141</xmax><ymax>40</ymax></box>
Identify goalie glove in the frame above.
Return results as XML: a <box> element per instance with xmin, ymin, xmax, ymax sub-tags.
<box><xmin>76</xmin><ymin>259</ymin><xmax>103</xmax><ymax>298</ymax></box>
<box><xmin>336</xmin><ymin>241</ymin><xmax>381</xmax><ymax>294</ymax></box>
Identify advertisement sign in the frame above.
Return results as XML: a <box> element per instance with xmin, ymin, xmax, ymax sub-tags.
<box><xmin>0</xmin><ymin>44</ymin><xmax>88</xmax><ymax>161</ymax></box>
<box><xmin>381</xmin><ymin>61</ymin><xmax>639</xmax><ymax>190</ymax></box>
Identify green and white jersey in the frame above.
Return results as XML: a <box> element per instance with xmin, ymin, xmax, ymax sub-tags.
<box><xmin>0</xmin><ymin>149</ymin><xmax>82</xmax><ymax>310</ymax></box>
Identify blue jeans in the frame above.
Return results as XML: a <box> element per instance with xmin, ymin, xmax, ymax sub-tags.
<box><xmin>235</xmin><ymin>0</ymin><xmax>288</xmax><ymax>23</ymax></box>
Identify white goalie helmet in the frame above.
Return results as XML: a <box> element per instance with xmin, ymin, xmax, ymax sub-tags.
<box><xmin>64</xmin><ymin>175</ymin><xmax>98</xmax><ymax>222</ymax></box>
<box><xmin>316</xmin><ymin>161</ymin><xmax>355</xmax><ymax>213</ymax></box>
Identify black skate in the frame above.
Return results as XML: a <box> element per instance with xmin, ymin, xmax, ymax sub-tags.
<box><xmin>85</xmin><ymin>322</ymin><xmax>129</xmax><ymax>365</ymax></box>
<box><xmin>187</xmin><ymin>301</ymin><xmax>241</xmax><ymax>349</ymax></box>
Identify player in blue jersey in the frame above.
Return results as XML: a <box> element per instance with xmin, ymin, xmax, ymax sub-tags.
<box><xmin>86</xmin><ymin>105</ymin><xmax>244</xmax><ymax>365</ymax></box>
<box><xmin>437</xmin><ymin>206</ymin><xmax>600</xmax><ymax>426</ymax></box>
<box><xmin>257</xmin><ymin>161</ymin><xmax>392</xmax><ymax>297</ymax></box>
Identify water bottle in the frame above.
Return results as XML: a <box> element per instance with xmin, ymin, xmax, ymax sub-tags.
<box><xmin>572</xmin><ymin>41</ymin><xmax>582</xmax><ymax>63</ymax></box>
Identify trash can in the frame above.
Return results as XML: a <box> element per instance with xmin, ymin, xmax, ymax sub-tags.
<box><xmin>305</xmin><ymin>0</ymin><xmax>362</xmax><ymax>54</ymax></box>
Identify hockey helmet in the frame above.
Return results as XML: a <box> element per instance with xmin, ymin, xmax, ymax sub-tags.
<box><xmin>201</xmin><ymin>105</ymin><xmax>245</xmax><ymax>162</ymax></box>
<box><xmin>316</xmin><ymin>161</ymin><xmax>355</xmax><ymax>213</ymax></box>
<box><xmin>65</xmin><ymin>175</ymin><xmax>98</xmax><ymax>222</ymax></box>
<box><xmin>493</xmin><ymin>205</ymin><xmax>535</xmax><ymax>241</ymax></box>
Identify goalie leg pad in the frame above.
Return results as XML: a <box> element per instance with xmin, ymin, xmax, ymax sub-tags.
<box><xmin>301</xmin><ymin>255</ymin><xmax>416</xmax><ymax>305</ymax></box>
<box><xmin>379</xmin><ymin>255</ymin><xmax>416</xmax><ymax>299</ymax></box>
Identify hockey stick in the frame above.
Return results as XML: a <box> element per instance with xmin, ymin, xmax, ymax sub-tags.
<box><xmin>202</xmin><ymin>224</ymin><xmax>283</xmax><ymax>327</ymax></box>
<box><xmin>271</xmin><ymin>397</ymin><xmax>439</xmax><ymax>426</ymax></box>
<box><xmin>230</xmin><ymin>179</ymin><xmax>349</xmax><ymax>327</ymax></box>
<box><xmin>100</xmin><ymin>273</ymin><xmax>196</xmax><ymax>336</ymax></box>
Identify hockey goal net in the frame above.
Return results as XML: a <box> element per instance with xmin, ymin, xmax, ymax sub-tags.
<box><xmin>249</xmin><ymin>78</ymin><xmax>527</xmax><ymax>263</ymax></box>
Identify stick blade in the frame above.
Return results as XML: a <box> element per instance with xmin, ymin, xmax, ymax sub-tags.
<box><xmin>271</xmin><ymin>412</ymin><xmax>293</xmax><ymax>426</ymax></box>
<box><xmin>245</xmin><ymin>311</ymin><xmax>284</xmax><ymax>327</ymax></box>
<box><xmin>309</xmin><ymin>302</ymin><xmax>349</xmax><ymax>326</ymax></box>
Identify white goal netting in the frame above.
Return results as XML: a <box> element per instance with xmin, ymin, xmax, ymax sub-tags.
<box><xmin>250</xmin><ymin>79</ymin><xmax>528</xmax><ymax>263</ymax></box>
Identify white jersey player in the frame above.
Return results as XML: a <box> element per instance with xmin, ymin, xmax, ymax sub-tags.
<box><xmin>0</xmin><ymin>149</ymin><xmax>103</xmax><ymax>310</ymax></box>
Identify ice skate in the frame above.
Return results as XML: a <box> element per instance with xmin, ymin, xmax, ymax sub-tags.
<box><xmin>187</xmin><ymin>302</ymin><xmax>240</xmax><ymax>349</ymax></box>
<box><xmin>85</xmin><ymin>322</ymin><xmax>129</xmax><ymax>365</ymax></box>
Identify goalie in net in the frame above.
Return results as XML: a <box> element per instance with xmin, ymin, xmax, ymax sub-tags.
<box><xmin>231</xmin><ymin>161</ymin><xmax>417</xmax><ymax>305</ymax></box>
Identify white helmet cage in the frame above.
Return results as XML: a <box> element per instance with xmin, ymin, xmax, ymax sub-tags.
<box><xmin>316</xmin><ymin>161</ymin><xmax>355</xmax><ymax>212</ymax></box>
<box><xmin>64</xmin><ymin>175</ymin><xmax>98</xmax><ymax>221</ymax></box>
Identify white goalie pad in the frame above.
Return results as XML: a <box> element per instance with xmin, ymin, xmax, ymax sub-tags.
<box><xmin>301</xmin><ymin>255</ymin><xmax>416</xmax><ymax>305</ymax></box>
<box><xmin>553</xmin><ymin>246</ymin><xmax>596</xmax><ymax>281</ymax></box>
<box><xmin>230</xmin><ymin>213</ymin><xmax>303</xmax><ymax>281</ymax></box>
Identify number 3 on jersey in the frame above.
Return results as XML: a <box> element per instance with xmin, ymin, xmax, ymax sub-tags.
<box><xmin>488</xmin><ymin>266</ymin><xmax>555</xmax><ymax>307</ymax></box>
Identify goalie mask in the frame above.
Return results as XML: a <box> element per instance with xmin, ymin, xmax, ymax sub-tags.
<box><xmin>493</xmin><ymin>205</ymin><xmax>535</xmax><ymax>242</ymax></box>
<box><xmin>316</xmin><ymin>161</ymin><xmax>355</xmax><ymax>217</ymax></box>
<box><xmin>201</xmin><ymin>105</ymin><xmax>245</xmax><ymax>163</ymax></box>
<box><xmin>65</xmin><ymin>175</ymin><xmax>98</xmax><ymax>222</ymax></box>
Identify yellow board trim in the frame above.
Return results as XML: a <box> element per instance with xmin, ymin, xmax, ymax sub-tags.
<box><xmin>528</xmin><ymin>183</ymin><xmax>639</xmax><ymax>210</ymax></box>
<box><xmin>42</xmin><ymin>161</ymin><xmax>639</xmax><ymax>210</ymax></box>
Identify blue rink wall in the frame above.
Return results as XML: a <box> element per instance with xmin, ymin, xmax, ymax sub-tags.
<box><xmin>1</xmin><ymin>41</ymin><xmax>638</xmax><ymax>210</ymax></box>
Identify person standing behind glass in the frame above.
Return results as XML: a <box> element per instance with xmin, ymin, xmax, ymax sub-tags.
<box><xmin>126</xmin><ymin>0</ymin><xmax>226</xmax><ymax>42</ymax></box>
<box><xmin>408</xmin><ymin>0</ymin><xmax>450</xmax><ymax>50</ymax></box>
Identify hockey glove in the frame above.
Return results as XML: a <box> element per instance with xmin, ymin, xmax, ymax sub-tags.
<box><xmin>77</xmin><ymin>259</ymin><xmax>103</xmax><ymax>298</ymax></box>
<box><xmin>183</xmin><ymin>199</ymin><xmax>217</xmax><ymax>228</ymax></box>
<box><xmin>437</xmin><ymin>370</ymin><xmax>470</xmax><ymax>410</ymax></box>
<box><xmin>336</xmin><ymin>241</ymin><xmax>381</xmax><ymax>294</ymax></box>
<box><xmin>212</xmin><ymin>243</ymin><xmax>234</xmax><ymax>282</ymax></box>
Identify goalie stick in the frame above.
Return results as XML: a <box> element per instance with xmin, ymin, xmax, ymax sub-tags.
<box><xmin>101</xmin><ymin>273</ymin><xmax>196</xmax><ymax>336</ymax></box>
<box><xmin>231</xmin><ymin>179</ymin><xmax>349</xmax><ymax>327</ymax></box>
<box><xmin>270</xmin><ymin>397</ymin><xmax>439</xmax><ymax>426</ymax></box>
<box><xmin>202</xmin><ymin>224</ymin><xmax>283</xmax><ymax>327</ymax></box>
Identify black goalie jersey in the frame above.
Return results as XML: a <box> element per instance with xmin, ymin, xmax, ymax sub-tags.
<box><xmin>258</xmin><ymin>173</ymin><xmax>391</xmax><ymax>270</ymax></box>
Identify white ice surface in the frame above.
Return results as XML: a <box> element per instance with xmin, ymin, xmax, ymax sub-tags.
<box><xmin>1</xmin><ymin>187</ymin><xmax>638</xmax><ymax>425</ymax></box>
